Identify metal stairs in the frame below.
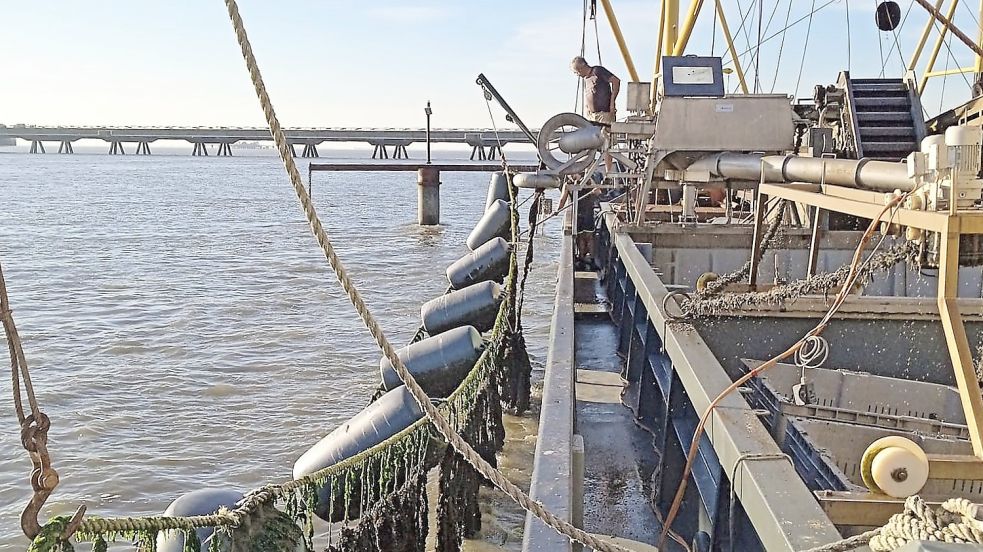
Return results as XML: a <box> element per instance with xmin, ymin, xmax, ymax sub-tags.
<box><xmin>841</xmin><ymin>73</ymin><xmax>926</xmax><ymax>161</ymax></box>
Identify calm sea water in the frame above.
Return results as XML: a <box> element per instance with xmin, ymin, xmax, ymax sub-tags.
<box><xmin>0</xmin><ymin>149</ymin><xmax>560</xmax><ymax>550</ymax></box>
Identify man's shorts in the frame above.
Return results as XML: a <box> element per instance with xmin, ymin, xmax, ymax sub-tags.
<box><xmin>587</xmin><ymin>111</ymin><xmax>615</xmax><ymax>125</ymax></box>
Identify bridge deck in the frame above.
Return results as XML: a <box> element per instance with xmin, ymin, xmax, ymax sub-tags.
<box><xmin>308</xmin><ymin>162</ymin><xmax>538</xmax><ymax>172</ymax></box>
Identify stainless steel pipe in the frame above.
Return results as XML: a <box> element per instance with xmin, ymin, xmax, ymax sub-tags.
<box><xmin>685</xmin><ymin>153</ymin><xmax>915</xmax><ymax>192</ymax></box>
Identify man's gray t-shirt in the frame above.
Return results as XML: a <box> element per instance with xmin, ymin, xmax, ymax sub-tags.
<box><xmin>585</xmin><ymin>65</ymin><xmax>614</xmax><ymax>114</ymax></box>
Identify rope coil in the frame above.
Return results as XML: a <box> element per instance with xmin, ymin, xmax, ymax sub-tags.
<box><xmin>793</xmin><ymin>335</ymin><xmax>829</xmax><ymax>369</ymax></box>
<box><xmin>802</xmin><ymin>496</ymin><xmax>983</xmax><ymax>552</ymax></box>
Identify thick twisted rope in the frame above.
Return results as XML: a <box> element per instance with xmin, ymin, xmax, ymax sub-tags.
<box><xmin>801</xmin><ymin>496</ymin><xmax>983</xmax><ymax>552</ymax></box>
<box><xmin>220</xmin><ymin>2</ymin><xmax>628</xmax><ymax>551</ymax></box>
<box><xmin>73</xmin><ymin>303</ymin><xmax>499</xmax><ymax>537</ymax></box>
<box><xmin>1</xmin><ymin>260</ymin><xmax>41</xmax><ymax>427</ymax></box>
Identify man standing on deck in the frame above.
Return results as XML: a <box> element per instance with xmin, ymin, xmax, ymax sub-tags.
<box><xmin>563</xmin><ymin>57</ymin><xmax>620</xmax><ymax>268</ymax></box>
<box><xmin>571</xmin><ymin>56</ymin><xmax>620</xmax><ymax>176</ymax></box>
<box><xmin>571</xmin><ymin>56</ymin><xmax>620</xmax><ymax>127</ymax></box>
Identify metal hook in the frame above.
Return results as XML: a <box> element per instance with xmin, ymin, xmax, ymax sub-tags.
<box><xmin>19</xmin><ymin>412</ymin><xmax>86</xmax><ymax>541</ymax></box>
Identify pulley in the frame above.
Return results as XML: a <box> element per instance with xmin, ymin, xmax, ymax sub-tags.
<box><xmin>860</xmin><ymin>436</ymin><xmax>929</xmax><ymax>498</ymax></box>
<box><xmin>537</xmin><ymin>112</ymin><xmax>601</xmax><ymax>176</ymax></box>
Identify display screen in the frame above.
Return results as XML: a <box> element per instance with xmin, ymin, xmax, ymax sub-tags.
<box><xmin>672</xmin><ymin>66</ymin><xmax>715</xmax><ymax>85</ymax></box>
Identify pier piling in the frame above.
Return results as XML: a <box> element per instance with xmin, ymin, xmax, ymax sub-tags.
<box><xmin>417</xmin><ymin>166</ymin><xmax>441</xmax><ymax>225</ymax></box>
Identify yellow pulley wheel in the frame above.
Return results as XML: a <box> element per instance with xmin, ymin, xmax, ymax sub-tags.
<box><xmin>696</xmin><ymin>272</ymin><xmax>719</xmax><ymax>292</ymax></box>
<box><xmin>860</xmin><ymin>436</ymin><xmax>929</xmax><ymax>498</ymax></box>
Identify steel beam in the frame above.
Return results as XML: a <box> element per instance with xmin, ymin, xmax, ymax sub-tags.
<box><xmin>760</xmin><ymin>182</ymin><xmax>983</xmax><ymax>234</ymax></box>
<box><xmin>937</xmin><ymin>223</ymin><xmax>983</xmax><ymax>457</ymax></box>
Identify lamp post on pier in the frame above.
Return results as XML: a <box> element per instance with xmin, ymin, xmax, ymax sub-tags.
<box><xmin>425</xmin><ymin>101</ymin><xmax>433</xmax><ymax>165</ymax></box>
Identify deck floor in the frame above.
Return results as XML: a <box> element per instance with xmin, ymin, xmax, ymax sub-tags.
<box><xmin>575</xmin><ymin>282</ymin><xmax>665</xmax><ymax>549</ymax></box>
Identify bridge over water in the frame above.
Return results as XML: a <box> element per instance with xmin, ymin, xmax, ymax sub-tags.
<box><xmin>0</xmin><ymin>125</ymin><xmax>532</xmax><ymax>160</ymax></box>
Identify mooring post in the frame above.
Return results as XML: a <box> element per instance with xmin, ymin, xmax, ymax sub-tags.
<box><xmin>417</xmin><ymin>166</ymin><xmax>440</xmax><ymax>225</ymax></box>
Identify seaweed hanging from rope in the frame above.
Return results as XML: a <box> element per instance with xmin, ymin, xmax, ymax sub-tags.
<box><xmin>497</xmin><ymin>189</ymin><xmax>540</xmax><ymax>414</ymax></box>
<box><xmin>698</xmin><ymin>199</ymin><xmax>789</xmax><ymax>296</ymax></box>
<box><xmin>327</xmin><ymin>470</ymin><xmax>430</xmax><ymax>552</ymax></box>
<box><xmin>436</xmin><ymin>446</ymin><xmax>483</xmax><ymax>552</ymax></box>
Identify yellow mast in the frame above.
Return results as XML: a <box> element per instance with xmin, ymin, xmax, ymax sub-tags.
<box><xmin>664</xmin><ymin>0</ymin><xmax>680</xmax><ymax>56</ymax></box>
<box><xmin>673</xmin><ymin>0</ymin><xmax>705</xmax><ymax>55</ymax></box>
<box><xmin>599</xmin><ymin>0</ymin><xmax>641</xmax><ymax>82</ymax></box>
<box><xmin>908</xmin><ymin>0</ymin><xmax>947</xmax><ymax>71</ymax></box>
<box><xmin>652</xmin><ymin>0</ymin><xmax>667</xmax><ymax>110</ymax></box>
<box><xmin>976</xmin><ymin>0</ymin><xmax>983</xmax><ymax>72</ymax></box>
<box><xmin>919</xmin><ymin>0</ymin><xmax>962</xmax><ymax>93</ymax></box>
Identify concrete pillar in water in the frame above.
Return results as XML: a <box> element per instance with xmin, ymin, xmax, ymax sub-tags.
<box><xmin>417</xmin><ymin>166</ymin><xmax>440</xmax><ymax>225</ymax></box>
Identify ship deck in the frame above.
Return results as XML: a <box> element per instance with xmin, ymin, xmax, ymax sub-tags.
<box><xmin>523</xmin><ymin>202</ymin><xmax>983</xmax><ymax>552</ymax></box>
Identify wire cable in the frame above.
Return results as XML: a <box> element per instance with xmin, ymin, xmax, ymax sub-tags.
<box><xmin>770</xmin><ymin>0</ymin><xmax>795</xmax><ymax>93</ymax></box>
<box><xmin>925</xmin><ymin>14</ymin><xmax>974</xmax><ymax>92</ymax></box>
<box><xmin>846</xmin><ymin>0</ymin><xmax>852</xmax><ymax>72</ymax></box>
<box><xmin>881</xmin><ymin>0</ymin><xmax>915</xmax><ymax>76</ymax></box>
<box><xmin>794</xmin><ymin>0</ymin><xmax>818</xmax><ymax>98</ymax></box>
<box><xmin>875</xmin><ymin>0</ymin><xmax>887</xmax><ymax>76</ymax></box>
<box><xmin>755</xmin><ymin>0</ymin><xmax>764</xmax><ymax>92</ymax></box>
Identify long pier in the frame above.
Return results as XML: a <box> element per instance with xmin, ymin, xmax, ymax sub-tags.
<box><xmin>0</xmin><ymin>124</ymin><xmax>532</xmax><ymax>160</ymax></box>
<box><xmin>307</xmin><ymin>162</ymin><xmax>539</xmax><ymax>225</ymax></box>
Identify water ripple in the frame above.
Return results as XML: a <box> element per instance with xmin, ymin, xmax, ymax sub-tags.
<box><xmin>0</xmin><ymin>152</ymin><xmax>560</xmax><ymax>549</ymax></box>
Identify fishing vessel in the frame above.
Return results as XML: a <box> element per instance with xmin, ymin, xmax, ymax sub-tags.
<box><xmin>10</xmin><ymin>1</ymin><xmax>983</xmax><ymax>551</ymax></box>
<box><xmin>518</xmin><ymin>1</ymin><xmax>983</xmax><ymax>551</ymax></box>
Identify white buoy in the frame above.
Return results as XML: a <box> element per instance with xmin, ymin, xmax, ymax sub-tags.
<box><xmin>422</xmin><ymin>281</ymin><xmax>503</xmax><ymax>335</ymax></box>
<box><xmin>558</xmin><ymin>126</ymin><xmax>604</xmax><ymax>154</ymax></box>
<box><xmin>466</xmin><ymin>199</ymin><xmax>510</xmax><ymax>251</ymax></box>
<box><xmin>485</xmin><ymin>171</ymin><xmax>510</xmax><ymax>210</ymax></box>
<box><xmin>379</xmin><ymin>325</ymin><xmax>484</xmax><ymax>396</ymax></box>
<box><xmin>514</xmin><ymin>171</ymin><xmax>561</xmax><ymax>189</ymax></box>
<box><xmin>445</xmin><ymin>237</ymin><xmax>511</xmax><ymax>289</ymax></box>
<box><xmin>156</xmin><ymin>489</ymin><xmax>243</xmax><ymax>551</ymax></box>
<box><xmin>293</xmin><ymin>386</ymin><xmax>424</xmax><ymax>521</ymax></box>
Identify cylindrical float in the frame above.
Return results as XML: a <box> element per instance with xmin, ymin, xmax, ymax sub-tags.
<box><xmin>422</xmin><ymin>281</ymin><xmax>503</xmax><ymax>336</ymax></box>
<box><xmin>466</xmin><ymin>199</ymin><xmax>511</xmax><ymax>251</ymax></box>
<box><xmin>156</xmin><ymin>488</ymin><xmax>243</xmax><ymax>552</ymax></box>
<box><xmin>514</xmin><ymin>171</ymin><xmax>561</xmax><ymax>189</ymax></box>
<box><xmin>558</xmin><ymin>126</ymin><xmax>604</xmax><ymax>154</ymax></box>
<box><xmin>445</xmin><ymin>237</ymin><xmax>511</xmax><ymax>289</ymax></box>
<box><xmin>485</xmin><ymin>171</ymin><xmax>510</xmax><ymax>210</ymax></box>
<box><xmin>293</xmin><ymin>386</ymin><xmax>424</xmax><ymax>521</ymax></box>
<box><xmin>379</xmin><ymin>325</ymin><xmax>483</xmax><ymax>396</ymax></box>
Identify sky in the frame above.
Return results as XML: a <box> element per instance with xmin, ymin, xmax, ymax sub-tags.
<box><xmin>2</xmin><ymin>0</ymin><xmax>983</xmax><ymax>129</ymax></box>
